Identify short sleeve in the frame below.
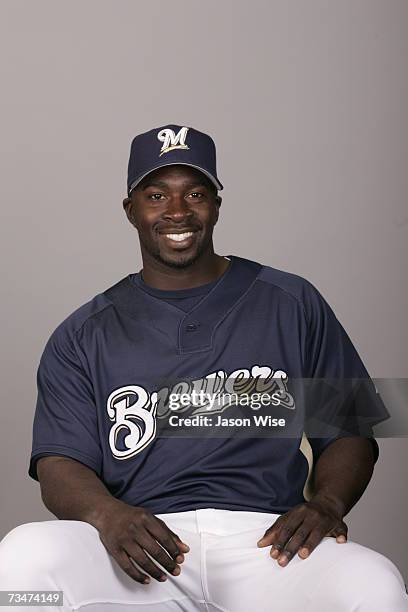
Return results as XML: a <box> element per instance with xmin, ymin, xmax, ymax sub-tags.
<box><xmin>29</xmin><ymin>324</ymin><xmax>103</xmax><ymax>481</ymax></box>
<box><xmin>303</xmin><ymin>281</ymin><xmax>389</xmax><ymax>464</ymax></box>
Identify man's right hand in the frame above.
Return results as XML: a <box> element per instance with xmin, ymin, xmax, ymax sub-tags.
<box><xmin>37</xmin><ymin>457</ymin><xmax>189</xmax><ymax>585</ymax></box>
<box><xmin>96</xmin><ymin>500</ymin><xmax>190</xmax><ymax>584</ymax></box>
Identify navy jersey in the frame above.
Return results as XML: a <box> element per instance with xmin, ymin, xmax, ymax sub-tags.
<box><xmin>29</xmin><ymin>255</ymin><xmax>387</xmax><ymax>514</ymax></box>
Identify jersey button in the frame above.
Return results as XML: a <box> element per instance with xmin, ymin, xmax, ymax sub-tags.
<box><xmin>186</xmin><ymin>322</ymin><xmax>199</xmax><ymax>332</ymax></box>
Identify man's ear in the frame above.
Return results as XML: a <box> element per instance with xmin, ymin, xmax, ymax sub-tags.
<box><xmin>213</xmin><ymin>196</ymin><xmax>222</xmax><ymax>225</ymax></box>
<box><xmin>123</xmin><ymin>196</ymin><xmax>131</xmax><ymax>211</ymax></box>
<box><xmin>122</xmin><ymin>197</ymin><xmax>135</xmax><ymax>226</ymax></box>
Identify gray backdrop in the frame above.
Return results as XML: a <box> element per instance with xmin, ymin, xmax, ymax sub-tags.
<box><xmin>1</xmin><ymin>0</ymin><xmax>407</xmax><ymax>579</ymax></box>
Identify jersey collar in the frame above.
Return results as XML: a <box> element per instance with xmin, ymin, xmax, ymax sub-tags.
<box><xmin>104</xmin><ymin>255</ymin><xmax>263</xmax><ymax>354</ymax></box>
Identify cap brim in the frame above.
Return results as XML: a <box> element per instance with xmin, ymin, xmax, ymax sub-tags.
<box><xmin>128</xmin><ymin>162</ymin><xmax>223</xmax><ymax>195</ymax></box>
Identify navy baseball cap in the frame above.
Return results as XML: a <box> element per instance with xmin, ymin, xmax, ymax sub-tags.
<box><xmin>127</xmin><ymin>124</ymin><xmax>223</xmax><ymax>195</ymax></box>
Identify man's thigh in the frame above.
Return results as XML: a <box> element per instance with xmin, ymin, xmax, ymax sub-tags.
<box><xmin>0</xmin><ymin>520</ymin><xmax>207</xmax><ymax>612</ymax></box>
<box><xmin>203</xmin><ymin>526</ymin><xmax>408</xmax><ymax>612</ymax></box>
<box><xmin>1</xmin><ymin>515</ymin><xmax>407</xmax><ymax>612</ymax></box>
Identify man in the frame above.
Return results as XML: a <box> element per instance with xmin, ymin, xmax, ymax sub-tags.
<box><xmin>0</xmin><ymin>124</ymin><xmax>407</xmax><ymax>611</ymax></box>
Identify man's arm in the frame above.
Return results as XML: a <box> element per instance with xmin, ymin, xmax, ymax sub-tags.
<box><xmin>309</xmin><ymin>435</ymin><xmax>375</xmax><ymax>517</ymax></box>
<box><xmin>257</xmin><ymin>436</ymin><xmax>375</xmax><ymax>566</ymax></box>
<box><xmin>37</xmin><ymin>456</ymin><xmax>119</xmax><ymax>528</ymax></box>
<box><xmin>37</xmin><ymin>456</ymin><xmax>190</xmax><ymax>584</ymax></box>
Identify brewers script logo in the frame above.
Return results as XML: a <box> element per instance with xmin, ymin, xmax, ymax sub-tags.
<box><xmin>157</xmin><ymin>126</ymin><xmax>189</xmax><ymax>156</ymax></box>
<box><xmin>106</xmin><ymin>364</ymin><xmax>295</xmax><ymax>460</ymax></box>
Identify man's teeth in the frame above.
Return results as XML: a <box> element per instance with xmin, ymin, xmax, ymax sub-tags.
<box><xmin>165</xmin><ymin>232</ymin><xmax>194</xmax><ymax>242</ymax></box>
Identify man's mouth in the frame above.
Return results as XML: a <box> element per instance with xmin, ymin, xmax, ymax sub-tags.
<box><xmin>165</xmin><ymin>231</ymin><xmax>195</xmax><ymax>242</ymax></box>
<box><xmin>159</xmin><ymin>230</ymin><xmax>199</xmax><ymax>249</ymax></box>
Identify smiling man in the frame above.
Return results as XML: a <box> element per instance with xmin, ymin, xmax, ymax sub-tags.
<box><xmin>123</xmin><ymin>162</ymin><xmax>229</xmax><ymax>286</ymax></box>
<box><xmin>0</xmin><ymin>124</ymin><xmax>407</xmax><ymax>612</ymax></box>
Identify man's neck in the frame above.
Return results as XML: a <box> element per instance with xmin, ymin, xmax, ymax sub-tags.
<box><xmin>140</xmin><ymin>254</ymin><xmax>231</xmax><ymax>291</ymax></box>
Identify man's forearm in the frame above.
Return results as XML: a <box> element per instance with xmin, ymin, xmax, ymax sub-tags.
<box><xmin>37</xmin><ymin>457</ymin><xmax>125</xmax><ymax>530</ymax></box>
<box><xmin>310</xmin><ymin>437</ymin><xmax>376</xmax><ymax>518</ymax></box>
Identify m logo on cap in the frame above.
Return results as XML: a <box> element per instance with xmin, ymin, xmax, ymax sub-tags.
<box><xmin>157</xmin><ymin>127</ymin><xmax>189</xmax><ymax>156</ymax></box>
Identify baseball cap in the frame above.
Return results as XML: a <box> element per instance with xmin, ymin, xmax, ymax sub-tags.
<box><xmin>127</xmin><ymin>124</ymin><xmax>223</xmax><ymax>195</ymax></box>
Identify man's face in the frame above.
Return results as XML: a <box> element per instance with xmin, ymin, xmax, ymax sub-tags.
<box><xmin>123</xmin><ymin>165</ymin><xmax>222</xmax><ymax>269</ymax></box>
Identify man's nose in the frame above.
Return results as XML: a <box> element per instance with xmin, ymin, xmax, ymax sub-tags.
<box><xmin>164</xmin><ymin>194</ymin><xmax>193</xmax><ymax>217</ymax></box>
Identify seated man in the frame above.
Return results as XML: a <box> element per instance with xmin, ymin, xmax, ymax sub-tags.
<box><xmin>0</xmin><ymin>124</ymin><xmax>407</xmax><ymax>612</ymax></box>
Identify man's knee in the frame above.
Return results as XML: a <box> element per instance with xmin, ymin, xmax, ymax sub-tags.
<box><xmin>0</xmin><ymin>521</ymin><xmax>91</xmax><ymax>584</ymax></box>
<box><xmin>320</xmin><ymin>543</ymin><xmax>408</xmax><ymax>610</ymax></box>
<box><xmin>356</xmin><ymin>552</ymin><xmax>408</xmax><ymax>609</ymax></box>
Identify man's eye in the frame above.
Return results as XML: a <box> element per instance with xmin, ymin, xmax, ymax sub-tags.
<box><xmin>149</xmin><ymin>194</ymin><xmax>164</xmax><ymax>201</ymax></box>
<box><xmin>188</xmin><ymin>192</ymin><xmax>203</xmax><ymax>198</ymax></box>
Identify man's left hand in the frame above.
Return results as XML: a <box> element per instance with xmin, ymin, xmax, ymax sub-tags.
<box><xmin>256</xmin><ymin>496</ymin><xmax>348</xmax><ymax>567</ymax></box>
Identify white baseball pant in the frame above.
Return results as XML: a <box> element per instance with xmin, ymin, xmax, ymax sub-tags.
<box><xmin>0</xmin><ymin>508</ymin><xmax>407</xmax><ymax>611</ymax></box>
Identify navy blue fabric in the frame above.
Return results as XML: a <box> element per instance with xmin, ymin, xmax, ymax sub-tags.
<box><xmin>127</xmin><ymin>124</ymin><xmax>223</xmax><ymax>195</ymax></box>
<box><xmin>133</xmin><ymin>270</ymin><xmax>221</xmax><ymax>313</ymax></box>
<box><xmin>29</xmin><ymin>255</ymin><xmax>387</xmax><ymax>514</ymax></box>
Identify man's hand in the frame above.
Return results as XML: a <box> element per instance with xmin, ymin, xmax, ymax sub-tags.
<box><xmin>96</xmin><ymin>500</ymin><xmax>190</xmax><ymax>584</ymax></box>
<box><xmin>257</xmin><ymin>496</ymin><xmax>348</xmax><ymax>567</ymax></box>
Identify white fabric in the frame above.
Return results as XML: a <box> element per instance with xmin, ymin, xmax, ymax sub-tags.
<box><xmin>0</xmin><ymin>508</ymin><xmax>407</xmax><ymax>611</ymax></box>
